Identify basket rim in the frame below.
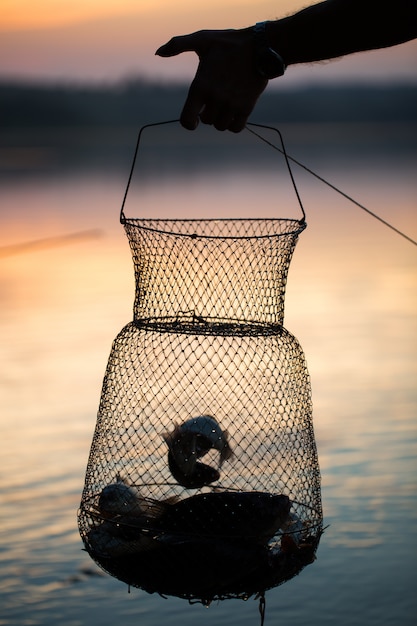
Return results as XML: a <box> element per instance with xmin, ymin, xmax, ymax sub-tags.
<box><xmin>122</xmin><ymin>216</ymin><xmax>307</xmax><ymax>240</ymax></box>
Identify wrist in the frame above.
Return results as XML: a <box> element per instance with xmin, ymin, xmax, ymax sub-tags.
<box><xmin>253</xmin><ymin>21</ymin><xmax>287</xmax><ymax>79</ymax></box>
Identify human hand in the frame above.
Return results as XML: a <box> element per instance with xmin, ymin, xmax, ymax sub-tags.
<box><xmin>156</xmin><ymin>29</ymin><xmax>268</xmax><ymax>132</ymax></box>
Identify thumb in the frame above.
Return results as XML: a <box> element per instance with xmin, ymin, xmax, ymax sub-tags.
<box><xmin>155</xmin><ymin>32</ymin><xmax>204</xmax><ymax>57</ymax></box>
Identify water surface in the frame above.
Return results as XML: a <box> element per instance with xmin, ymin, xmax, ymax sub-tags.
<box><xmin>1</xmin><ymin>123</ymin><xmax>416</xmax><ymax>625</ymax></box>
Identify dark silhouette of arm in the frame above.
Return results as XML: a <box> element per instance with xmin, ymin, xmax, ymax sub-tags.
<box><xmin>268</xmin><ymin>0</ymin><xmax>417</xmax><ymax>65</ymax></box>
<box><xmin>156</xmin><ymin>0</ymin><xmax>417</xmax><ymax>131</ymax></box>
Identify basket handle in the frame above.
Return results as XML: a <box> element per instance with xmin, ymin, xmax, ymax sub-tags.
<box><xmin>246</xmin><ymin>122</ymin><xmax>306</xmax><ymax>223</ymax></box>
<box><xmin>120</xmin><ymin>119</ymin><xmax>179</xmax><ymax>223</ymax></box>
<box><xmin>120</xmin><ymin>119</ymin><xmax>306</xmax><ymax>224</ymax></box>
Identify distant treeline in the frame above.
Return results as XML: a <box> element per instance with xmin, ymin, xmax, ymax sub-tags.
<box><xmin>1</xmin><ymin>79</ymin><xmax>417</xmax><ymax>128</ymax></box>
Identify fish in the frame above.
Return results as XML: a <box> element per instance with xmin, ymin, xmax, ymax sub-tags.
<box><xmin>162</xmin><ymin>428</ymin><xmax>199</xmax><ymax>477</ymax></box>
<box><xmin>178</xmin><ymin>415</ymin><xmax>234</xmax><ymax>466</ymax></box>
<box><xmin>167</xmin><ymin>451</ymin><xmax>220</xmax><ymax>489</ymax></box>
<box><xmin>155</xmin><ymin>491</ymin><xmax>291</xmax><ymax>544</ymax></box>
<box><xmin>88</xmin><ymin>522</ymin><xmax>157</xmax><ymax>558</ymax></box>
<box><xmin>163</xmin><ymin>414</ymin><xmax>233</xmax><ymax>488</ymax></box>
<box><xmin>98</xmin><ymin>477</ymin><xmax>143</xmax><ymax>516</ymax></box>
<box><xmin>98</xmin><ymin>477</ymin><xmax>176</xmax><ymax>518</ymax></box>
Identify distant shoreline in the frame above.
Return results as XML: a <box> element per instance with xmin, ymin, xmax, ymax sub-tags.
<box><xmin>1</xmin><ymin>80</ymin><xmax>416</xmax><ymax>129</ymax></box>
<box><xmin>1</xmin><ymin>80</ymin><xmax>415</xmax><ymax>178</ymax></box>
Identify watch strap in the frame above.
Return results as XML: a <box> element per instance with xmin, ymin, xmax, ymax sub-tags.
<box><xmin>253</xmin><ymin>21</ymin><xmax>286</xmax><ymax>78</ymax></box>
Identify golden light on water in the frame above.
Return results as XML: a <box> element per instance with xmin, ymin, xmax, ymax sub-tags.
<box><xmin>0</xmin><ymin>131</ymin><xmax>416</xmax><ymax>622</ymax></box>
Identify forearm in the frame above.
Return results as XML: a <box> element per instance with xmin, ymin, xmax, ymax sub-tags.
<box><xmin>267</xmin><ymin>0</ymin><xmax>417</xmax><ymax>67</ymax></box>
<box><xmin>156</xmin><ymin>0</ymin><xmax>417</xmax><ymax>131</ymax></box>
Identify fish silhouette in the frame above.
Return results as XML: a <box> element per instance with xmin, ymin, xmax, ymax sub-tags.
<box><xmin>98</xmin><ymin>476</ymin><xmax>176</xmax><ymax>518</ymax></box>
<box><xmin>167</xmin><ymin>451</ymin><xmax>220</xmax><ymax>488</ymax></box>
<box><xmin>155</xmin><ymin>491</ymin><xmax>291</xmax><ymax>543</ymax></box>
<box><xmin>98</xmin><ymin>477</ymin><xmax>143</xmax><ymax>516</ymax></box>
<box><xmin>163</xmin><ymin>415</ymin><xmax>233</xmax><ymax>488</ymax></box>
<box><xmin>177</xmin><ymin>415</ymin><xmax>233</xmax><ymax>466</ymax></box>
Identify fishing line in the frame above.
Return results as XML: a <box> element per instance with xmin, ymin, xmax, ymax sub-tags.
<box><xmin>246</xmin><ymin>123</ymin><xmax>417</xmax><ymax>247</ymax></box>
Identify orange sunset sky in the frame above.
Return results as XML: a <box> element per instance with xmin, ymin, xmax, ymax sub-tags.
<box><xmin>1</xmin><ymin>0</ymin><xmax>416</xmax><ymax>84</ymax></box>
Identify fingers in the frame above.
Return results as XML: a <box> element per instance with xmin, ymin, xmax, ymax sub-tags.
<box><xmin>180</xmin><ymin>88</ymin><xmax>245</xmax><ymax>132</ymax></box>
<box><xmin>181</xmin><ymin>89</ymin><xmax>253</xmax><ymax>133</ymax></box>
<box><xmin>180</xmin><ymin>80</ymin><xmax>205</xmax><ymax>130</ymax></box>
<box><xmin>201</xmin><ymin>108</ymin><xmax>234</xmax><ymax>132</ymax></box>
<box><xmin>180</xmin><ymin>63</ymin><xmax>257</xmax><ymax>132</ymax></box>
<box><xmin>228</xmin><ymin>114</ymin><xmax>250</xmax><ymax>133</ymax></box>
<box><xmin>155</xmin><ymin>32</ymin><xmax>205</xmax><ymax>58</ymax></box>
<box><xmin>156</xmin><ymin>29</ymin><xmax>266</xmax><ymax>132</ymax></box>
<box><xmin>201</xmin><ymin>112</ymin><xmax>250</xmax><ymax>133</ymax></box>
<box><xmin>156</xmin><ymin>32</ymin><xmax>208</xmax><ymax>130</ymax></box>
<box><xmin>199</xmin><ymin>105</ymin><xmax>239</xmax><ymax>132</ymax></box>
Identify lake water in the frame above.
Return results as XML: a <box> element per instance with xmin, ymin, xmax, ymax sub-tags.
<box><xmin>0</xmin><ymin>122</ymin><xmax>416</xmax><ymax>625</ymax></box>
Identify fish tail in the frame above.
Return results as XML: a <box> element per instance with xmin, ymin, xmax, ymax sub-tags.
<box><xmin>219</xmin><ymin>442</ymin><xmax>234</xmax><ymax>466</ymax></box>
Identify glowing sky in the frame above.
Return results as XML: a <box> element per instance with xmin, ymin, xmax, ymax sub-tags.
<box><xmin>0</xmin><ymin>0</ymin><xmax>416</xmax><ymax>84</ymax></box>
<box><xmin>1</xmin><ymin>0</ymin><xmax>289</xmax><ymax>29</ymax></box>
<box><xmin>2</xmin><ymin>0</ymin><xmax>151</xmax><ymax>28</ymax></box>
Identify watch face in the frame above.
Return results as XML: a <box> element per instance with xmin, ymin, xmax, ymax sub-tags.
<box><xmin>257</xmin><ymin>47</ymin><xmax>286</xmax><ymax>79</ymax></box>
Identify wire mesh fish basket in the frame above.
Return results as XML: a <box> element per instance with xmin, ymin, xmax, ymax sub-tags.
<box><xmin>78</xmin><ymin>122</ymin><xmax>323</xmax><ymax>604</ymax></box>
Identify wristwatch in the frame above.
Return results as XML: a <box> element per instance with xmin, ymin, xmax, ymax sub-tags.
<box><xmin>253</xmin><ymin>21</ymin><xmax>286</xmax><ymax>79</ymax></box>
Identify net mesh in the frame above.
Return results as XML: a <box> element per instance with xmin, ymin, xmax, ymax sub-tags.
<box><xmin>78</xmin><ymin>217</ymin><xmax>323</xmax><ymax>603</ymax></box>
